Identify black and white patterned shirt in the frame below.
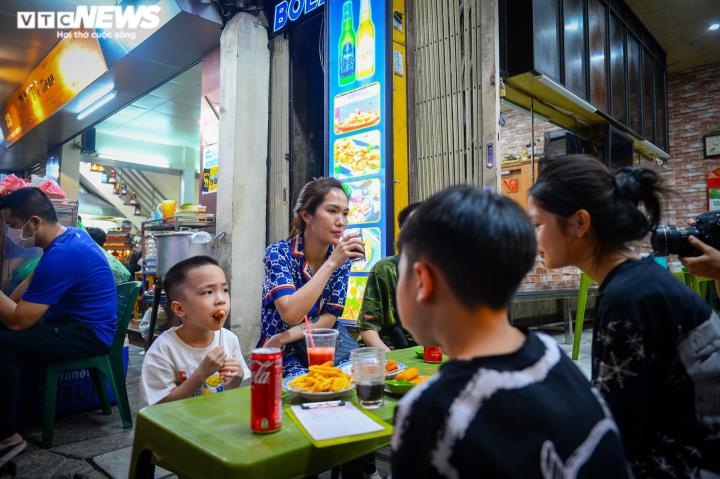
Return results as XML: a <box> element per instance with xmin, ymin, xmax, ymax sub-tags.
<box><xmin>593</xmin><ymin>258</ymin><xmax>720</xmax><ymax>478</ymax></box>
<box><xmin>392</xmin><ymin>332</ymin><xmax>630</xmax><ymax>478</ymax></box>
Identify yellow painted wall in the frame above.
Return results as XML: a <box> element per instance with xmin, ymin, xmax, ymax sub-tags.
<box><xmin>392</xmin><ymin>0</ymin><xmax>409</xmax><ymax>246</ymax></box>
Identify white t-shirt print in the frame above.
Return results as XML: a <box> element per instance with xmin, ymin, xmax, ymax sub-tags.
<box><xmin>139</xmin><ymin>326</ymin><xmax>251</xmax><ymax>408</ymax></box>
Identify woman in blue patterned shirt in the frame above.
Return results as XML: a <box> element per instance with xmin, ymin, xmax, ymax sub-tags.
<box><xmin>260</xmin><ymin>178</ymin><xmax>364</xmax><ymax>377</ymax></box>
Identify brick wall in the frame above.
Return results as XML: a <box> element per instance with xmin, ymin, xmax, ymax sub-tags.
<box><xmin>662</xmin><ymin>62</ymin><xmax>720</xmax><ymax>226</ymax></box>
<box><xmin>501</xmin><ymin>64</ymin><xmax>720</xmax><ymax>293</ymax></box>
<box><xmin>499</xmin><ymin>110</ymin><xmax>563</xmax><ymax>159</ymax></box>
<box><xmin>499</xmin><ymin>108</ymin><xmax>583</xmax><ymax>292</ymax></box>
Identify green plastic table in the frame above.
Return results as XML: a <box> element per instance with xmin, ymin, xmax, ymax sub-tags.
<box><xmin>129</xmin><ymin>347</ymin><xmax>442</xmax><ymax>479</ymax></box>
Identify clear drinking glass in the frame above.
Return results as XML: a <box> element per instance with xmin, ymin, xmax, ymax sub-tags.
<box><xmin>342</xmin><ymin>228</ymin><xmax>365</xmax><ymax>263</ymax></box>
<box><xmin>304</xmin><ymin>328</ymin><xmax>338</xmax><ymax>366</ymax></box>
<box><xmin>351</xmin><ymin>347</ymin><xmax>385</xmax><ymax>409</ymax></box>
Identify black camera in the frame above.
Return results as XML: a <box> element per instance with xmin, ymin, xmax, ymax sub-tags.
<box><xmin>651</xmin><ymin>211</ymin><xmax>720</xmax><ymax>257</ymax></box>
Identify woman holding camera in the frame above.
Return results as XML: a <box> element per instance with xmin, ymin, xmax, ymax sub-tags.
<box><xmin>528</xmin><ymin>155</ymin><xmax>719</xmax><ymax>478</ymax></box>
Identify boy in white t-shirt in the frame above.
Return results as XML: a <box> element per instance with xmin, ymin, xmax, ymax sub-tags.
<box><xmin>139</xmin><ymin>256</ymin><xmax>250</xmax><ymax>408</ymax></box>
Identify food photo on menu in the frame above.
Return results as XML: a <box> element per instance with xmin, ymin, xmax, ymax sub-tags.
<box><xmin>333</xmin><ymin>130</ymin><xmax>381</xmax><ymax>179</ymax></box>
<box><xmin>345</xmin><ymin>178</ymin><xmax>382</xmax><ymax>224</ymax></box>
<box><xmin>340</xmin><ymin>276</ymin><xmax>368</xmax><ymax>322</ymax></box>
<box><xmin>334</xmin><ymin>82</ymin><xmax>381</xmax><ymax>134</ymax></box>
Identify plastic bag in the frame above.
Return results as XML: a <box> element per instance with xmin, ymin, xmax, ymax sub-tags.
<box><xmin>29</xmin><ymin>174</ymin><xmax>46</xmax><ymax>188</ymax></box>
<box><xmin>139</xmin><ymin>307</ymin><xmax>168</xmax><ymax>339</ymax></box>
<box><xmin>30</xmin><ymin>174</ymin><xmax>67</xmax><ymax>199</ymax></box>
<box><xmin>38</xmin><ymin>178</ymin><xmax>67</xmax><ymax>199</ymax></box>
<box><xmin>0</xmin><ymin>174</ymin><xmax>28</xmax><ymax>196</ymax></box>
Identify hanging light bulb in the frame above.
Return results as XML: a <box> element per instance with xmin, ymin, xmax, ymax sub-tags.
<box><xmin>120</xmin><ymin>182</ymin><xmax>128</xmax><ymax>196</ymax></box>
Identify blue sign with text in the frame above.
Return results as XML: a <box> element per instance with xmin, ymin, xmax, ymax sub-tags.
<box><xmin>273</xmin><ymin>0</ymin><xmax>326</xmax><ymax>32</ymax></box>
<box><xmin>328</xmin><ymin>0</ymin><xmax>389</xmax><ymax>322</ymax></box>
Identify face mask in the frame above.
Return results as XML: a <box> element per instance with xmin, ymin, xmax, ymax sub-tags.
<box><xmin>6</xmin><ymin>219</ymin><xmax>37</xmax><ymax>248</ymax></box>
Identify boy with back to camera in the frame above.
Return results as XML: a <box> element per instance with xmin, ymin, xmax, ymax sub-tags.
<box><xmin>139</xmin><ymin>256</ymin><xmax>250</xmax><ymax>407</ymax></box>
<box><xmin>391</xmin><ymin>186</ymin><xmax>630</xmax><ymax>478</ymax></box>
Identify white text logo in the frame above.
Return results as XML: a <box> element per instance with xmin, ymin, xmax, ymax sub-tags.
<box><xmin>17</xmin><ymin>6</ymin><xmax>161</xmax><ymax>30</ymax></box>
<box><xmin>251</xmin><ymin>360</ymin><xmax>277</xmax><ymax>384</ymax></box>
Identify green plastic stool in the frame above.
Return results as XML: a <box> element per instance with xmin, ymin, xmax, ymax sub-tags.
<box><xmin>688</xmin><ymin>273</ymin><xmax>715</xmax><ymax>302</ymax></box>
<box><xmin>571</xmin><ymin>273</ymin><xmax>593</xmax><ymax>360</ymax></box>
<box><xmin>42</xmin><ymin>281</ymin><xmax>141</xmax><ymax>447</ymax></box>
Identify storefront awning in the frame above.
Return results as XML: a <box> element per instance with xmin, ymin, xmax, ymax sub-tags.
<box><xmin>0</xmin><ymin>1</ymin><xmax>222</xmax><ymax>171</ymax></box>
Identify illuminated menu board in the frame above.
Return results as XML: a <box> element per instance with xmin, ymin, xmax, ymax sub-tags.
<box><xmin>328</xmin><ymin>0</ymin><xmax>391</xmax><ymax>322</ymax></box>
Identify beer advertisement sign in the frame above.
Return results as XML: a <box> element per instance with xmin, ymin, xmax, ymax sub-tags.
<box><xmin>328</xmin><ymin>0</ymin><xmax>391</xmax><ymax>322</ymax></box>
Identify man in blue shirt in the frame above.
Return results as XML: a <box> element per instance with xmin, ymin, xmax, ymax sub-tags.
<box><xmin>0</xmin><ymin>188</ymin><xmax>117</xmax><ymax>467</ymax></box>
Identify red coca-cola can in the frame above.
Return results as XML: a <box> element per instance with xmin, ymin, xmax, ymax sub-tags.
<box><xmin>250</xmin><ymin>347</ymin><xmax>283</xmax><ymax>433</ymax></box>
<box><xmin>423</xmin><ymin>346</ymin><xmax>443</xmax><ymax>363</ymax></box>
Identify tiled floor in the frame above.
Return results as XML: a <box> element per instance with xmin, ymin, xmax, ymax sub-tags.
<box><xmin>551</xmin><ymin>328</ymin><xmax>593</xmax><ymax>379</ymax></box>
<box><xmin>0</xmin><ymin>328</ymin><xmax>594</xmax><ymax>479</ymax></box>
<box><xmin>0</xmin><ymin>346</ymin><xmax>175</xmax><ymax>479</ymax></box>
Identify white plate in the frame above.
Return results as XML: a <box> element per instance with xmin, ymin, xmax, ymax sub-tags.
<box><xmin>338</xmin><ymin>361</ymin><xmax>406</xmax><ymax>379</ymax></box>
<box><xmin>283</xmin><ymin>376</ymin><xmax>355</xmax><ymax>401</ymax></box>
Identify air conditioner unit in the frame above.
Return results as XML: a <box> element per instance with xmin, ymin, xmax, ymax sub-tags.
<box><xmin>543</xmin><ymin>130</ymin><xmax>582</xmax><ymax>159</ymax></box>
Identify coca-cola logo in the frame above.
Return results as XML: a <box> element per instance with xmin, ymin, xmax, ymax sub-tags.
<box><xmin>251</xmin><ymin>360</ymin><xmax>274</xmax><ymax>384</ymax></box>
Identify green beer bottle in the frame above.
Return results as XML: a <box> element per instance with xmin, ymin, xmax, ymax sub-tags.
<box><xmin>338</xmin><ymin>0</ymin><xmax>356</xmax><ymax>86</ymax></box>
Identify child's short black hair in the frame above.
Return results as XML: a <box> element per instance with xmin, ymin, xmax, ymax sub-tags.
<box><xmin>397</xmin><ymin>186</ymin><xmax>536</xmax><ymax>310</ymax></box>
<box><xmin>163</xmin><ymin>255</ymin><xmax>220</xmax><ymax>305</ymax></box>
<box><xmin>398</xmin><ymin>202</ymin><xmax>422</xmax><ymax>229</ymax></box>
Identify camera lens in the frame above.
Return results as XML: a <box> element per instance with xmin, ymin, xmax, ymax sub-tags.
<box><xmin>651</xmin><ymin>225</ymin><xmax>701</xmax><ymax>257</ymax></box>
<box><xmin>651</xmin><ymin>225</ymin><xmax>677</xmax><ymax>256</ymax></box>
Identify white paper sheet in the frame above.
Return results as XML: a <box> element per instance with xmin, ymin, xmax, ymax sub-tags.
<box><xmin>290</xmin><ymin>402</ymin><xmax>384</xmax><ymax>441</ymax></box>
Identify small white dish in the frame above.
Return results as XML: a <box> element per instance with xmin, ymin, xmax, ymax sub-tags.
<box><xmin>283</xmin><ymin>376</ymin><xmax>355</xmax><ymax>401</ymax></box>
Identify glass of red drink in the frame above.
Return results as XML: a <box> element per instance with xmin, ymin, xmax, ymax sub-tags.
<box><xmin>304</xmin><ymin>328</ymin><xmax>339</xmax><ymax>366</ymax></box>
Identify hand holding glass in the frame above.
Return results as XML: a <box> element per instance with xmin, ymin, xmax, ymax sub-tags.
<box><xmin>342</xmin><ymin>228</ymin><xmax>365</xmax><ymax>263</ymax></box>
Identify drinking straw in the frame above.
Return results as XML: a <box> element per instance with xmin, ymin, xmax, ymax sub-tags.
<box><xmin>303</xmin><ymin>315</ymin><xmax>316</xmax><ymax>348</ymax></box>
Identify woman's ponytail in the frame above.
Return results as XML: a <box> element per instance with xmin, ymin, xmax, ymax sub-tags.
<box><xmin>613</xmin><ymin>167</ymin><xmax>664</xmax><ymax>233</ymax></box>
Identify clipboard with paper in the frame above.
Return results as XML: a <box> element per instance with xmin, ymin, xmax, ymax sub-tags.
<box><xmin>287</xmin><ymin>401</ymin><xmax>393</xmax><ymax>448</ymax></box>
